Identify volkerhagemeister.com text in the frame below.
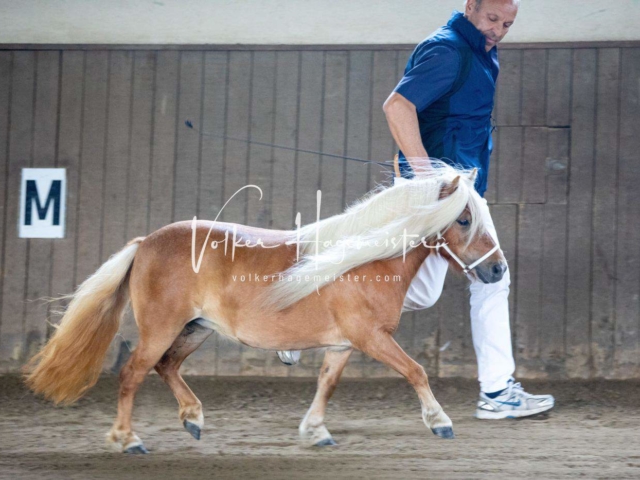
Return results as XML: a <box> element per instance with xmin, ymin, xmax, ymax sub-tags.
<box><xmin>231</xmin><ymin>273</ymin><xmax>402</xmax><ymax>283</ymax></box>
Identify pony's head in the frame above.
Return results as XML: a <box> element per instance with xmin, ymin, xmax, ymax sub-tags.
<box><xmin>431</xmin><ymin>168</ymin><xmax>507</xmax><ymax>284</ymax></box>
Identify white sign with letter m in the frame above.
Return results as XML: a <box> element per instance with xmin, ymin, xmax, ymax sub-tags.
<box><xmin>19</xmin><ymin>168</ymin><xmax>66</xmax><ymax>238</ymax></box>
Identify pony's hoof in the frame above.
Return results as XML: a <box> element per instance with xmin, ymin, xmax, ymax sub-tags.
<box><xmin>183</xmin><ymin>420</ymin><xmax>201</xmax><ymax>440</ymax></box>
<box><xmin>431</xmin><ymin>426</ymin><xmax>455</xmax><ymax>439</ymax></box>
<box><xmin>314</xmin><ymin>437</ymin><xmax>337</xmax><ymax>447</ymax></box>
<box><xmin>124</xmin><ymin>444</ymin><xmax>149</xmax><ymax>454</ymax></box>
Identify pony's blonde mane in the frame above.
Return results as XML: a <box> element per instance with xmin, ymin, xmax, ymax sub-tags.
<box><xmin>268</xmin><ymin>161</ymin><xmax>485</xmax><ymax>310</ymax></box>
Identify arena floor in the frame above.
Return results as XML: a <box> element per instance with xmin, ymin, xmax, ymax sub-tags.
<box><xmin>1</xmin><ymin>375</ymin><xmax>639</xmax><ymax>479</ymax></box>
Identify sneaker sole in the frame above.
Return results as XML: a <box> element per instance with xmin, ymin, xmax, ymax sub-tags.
<box><xmin>474</xmin><ymin>404</ymin><xmax>554</xmax><ymax>420</ymax></box>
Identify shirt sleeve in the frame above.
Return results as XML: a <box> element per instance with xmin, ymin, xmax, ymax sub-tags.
<box><xmin>394</xmin><ymin>44</ymin><xmax>460</xmax><ymax>112</ymax></box>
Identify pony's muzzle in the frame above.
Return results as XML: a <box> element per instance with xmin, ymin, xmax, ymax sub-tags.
<box><xmin>475</xmin><ymin>261</ymin><xmax>507</xmax><ymax>284</ymax></box>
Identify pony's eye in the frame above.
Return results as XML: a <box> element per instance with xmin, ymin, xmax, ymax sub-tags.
<box><xmin>457</xmin><ymin>219</ymin><xmax>470</xmax><ymax>227</ymax></box>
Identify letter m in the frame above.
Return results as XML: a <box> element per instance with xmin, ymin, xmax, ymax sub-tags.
<box><xmin>24</xmin><ymin>180</ymin><xmax>62</xmax><ymax>225</ymax></box>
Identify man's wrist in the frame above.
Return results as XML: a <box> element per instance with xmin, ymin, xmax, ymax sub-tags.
<box><xmin>406</xmin><ymin>157</ymin><xmax>432</xmax><ymax>175</ymax></box>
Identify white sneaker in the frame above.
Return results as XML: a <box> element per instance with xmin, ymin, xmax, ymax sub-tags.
<box><xmin>276</xmin><ymin>350</ymin><xmax>301</xmax><ymax>366</ymax></box>
<box><xmin>475</xmin><ymin>379</ymin><xmax>555</xmax><ymax>419</ymax></box>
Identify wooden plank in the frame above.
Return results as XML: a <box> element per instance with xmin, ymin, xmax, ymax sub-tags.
<box><xmin>220</xmin><ymin>51</ymin><xmax>251</xmax><ymax>226</ymax></box>
<box><xmin>565</xmin><ymin>49</ymin><xmax>596</xmax><ymax>378</ymax></box>
<box><xmin>0</xmin><ymin>52</ymin><xmax>34</xmax><ymax>368</ymax></box>
<box><xmin>241</xmin><ymin>51</ymin><xmax>277</xmax><ymax>376</ymax></box>
<box><xmin>319</xmin><ymin>51</ymin><xmax>347</xmax><ymax>218</ymax></box>
<box><xmin>487</xmin><ymin>66</ymin><xmax>500</xmax><ymax>205</ymax></box>
<box><xmin>293</xmin><ymin>51</ymin><xmax>322</xmax><ymax>245</ymax></box>
<box><xmin>50</xmin><ymin>51</ymin><xmax>84</xmax><ymax>320</ymax></box>
<box><xmin>184</xmin><ymin>51</ymin><xmax>229</xmax><ymax>376</ymax></box>
<box><xmin>591</xmin><ymin>49</ymin><xmax>620</xmax><ymax>378</ymax></box>
<box><xmin>495</xmin><ymin>50</ymin><xmax>522</xmax><ymax>126</ymax></box>
<box><xmin>266</xmin><ymin>51</ymin><xmax>299</xmax><ymax>377</ymax></box>
<box><xmin>216</xmin><ymin>51</ymin><xmax>251</xmax><ymax>376</ymax></box>
<box><xmin>614</xmin><ymin>48</ymin><xmax>640</xmax><ymax>378</ymax></box>
<box><xmin>344</xmin><ymin>51</ymin><xmax>372</xmax><ymax>207</ymax></box>
<box><xmin>521</xmin><ymin>50</ymin><xmax>547</xmax><ymax>126</ymax></box>
<box><xmin>246</xmin><ymin>51</ymin><xmax>276</xmax><ymax>229</ymax></box>
<box><xmin>173</xmin><ymin>51</ymin><xmax>203</xmax><ymax>223</ymax></box>
<box><xmin>127</xmin><ymin>51</ymin><xmax>155</xmax><ymax>238</ymax></box>
<box><xmin>540</xmin><ymin>204</ymin><xmax>567</xmax><ymax>371</ymax></box>
<box><xmin>24</xmin><ymin>51</ymin><xmax>60</xmax><ymax>360</ymax></box>
<box><xmin>148</xmin><ymin>50</ymin><xmax>179</xmax><ymax>232</ymax></box>
<box><xmin>491</xmin><ymin>204</ymin><xmax>517</xmax><ymax>334</ymax></box>
<box><xmin>514</xmin><ymin>204</ymin><xmax>544</xmax><ymax>375</ymax></box>
<box><xmin>270</xmin><ymin>51</ymin><xmax>298</xmax><ymax>231</ymax></box>
<box><xmin>295</xmin><ymin>51</ymin><xmax>350</xmax><ymax>378</ymax></box>
<box><xmin>521</xmin><ymin>127</ymin><xmax>548</xmax><ymax>204</ymax></box>
<box><xmin>496</xmin><ymin>127</ymin><xmax>523</xmax><ymax>204</ymax></box>
<box><xmin>344</xmin><ymin>51</ymin><xmax>374</xmax><ymax>378</ymax></box>
<box><xmin>0</xmin><ymin>52</ymin><xmax>11</xmax><ymax>369</ymax></box>
<box><xmin>197</xmin><ymin>52</ymin><xmax>227</xmax><ymax>222</ymax></box>
<box><xmin>546</xmin><ymin>128</ymin><xmax>570</xmax><ymax>205</ymax></box>
<box><xmin>112</xmin><ymin>51</ymin><xmax>156</xmax><ymax>366</ymax></box>
<box><xmin>546</xmin><ymin>49</ymin><xmax>572</xmax><ymax>127</ymax></box>
<box><xmin>100</xmin><ymin>51</ymin><xmax>133</xmax><ymax>263</ymax></box>
<box><xmin>369</xmin><ymin>51</ymin><xmax>397</xmax><ymax>191</ymax></box>
<box><xmin>74</xmin><ymin>51</ymin><xmax>109</xmax><ymax>285</ymax></box>
<box><xmin>374</xmin><ymin>52</ymin><xmax>434</xmax><ymax>377</ymax></box>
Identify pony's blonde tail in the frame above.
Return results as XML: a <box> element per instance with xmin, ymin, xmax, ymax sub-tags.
<box><xmin>24</xmin><ymin>237</ymin><xmax>145</xmax><ymax>405</ymax></box>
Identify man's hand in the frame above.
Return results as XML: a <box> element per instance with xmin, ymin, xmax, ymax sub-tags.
<box><xmin>383</xmin><ymin>92</ymin><xmax>431</xmax><ymax>174</ymax></box>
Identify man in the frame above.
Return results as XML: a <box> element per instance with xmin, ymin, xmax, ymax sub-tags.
<box><xmin>382</xmin><ymin>0</ymin><xmax>554</xmax><ymax>419</ymax></box>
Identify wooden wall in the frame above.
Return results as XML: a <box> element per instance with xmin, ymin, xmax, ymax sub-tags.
<box><xmin>0</xmin><ymin>45</ymin><xmax>638</xmax><ymax>380</ymax></box>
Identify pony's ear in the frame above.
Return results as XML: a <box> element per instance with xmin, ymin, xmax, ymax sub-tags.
<box><xmin>440</xmin><ymin>175</ymin><xmax>460</xmax><ymax>199</ymax></box>
<box><xmin>468</xmin><ymin>168</ymin><xmax>478</xmax><ymax>183</ymax></box>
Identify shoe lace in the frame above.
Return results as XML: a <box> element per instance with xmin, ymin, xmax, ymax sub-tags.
<box><xmin>506</xmin><ymin>381</ymin><xmax>532</xmax><ymax>400</ymax></box>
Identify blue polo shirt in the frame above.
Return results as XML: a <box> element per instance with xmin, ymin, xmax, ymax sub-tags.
<box><xmin>395</xmin><ymin>11</ymin><xmax>499</xmax><ymax>197</ymax></box>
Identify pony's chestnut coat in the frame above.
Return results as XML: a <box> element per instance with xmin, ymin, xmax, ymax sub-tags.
<box><xmin>25</xmin><ymin>163</ymin><xmax>505</xmax><ymax>452</ymax></box>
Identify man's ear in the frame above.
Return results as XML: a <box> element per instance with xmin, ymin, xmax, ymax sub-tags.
<box><xmin>465</xmin><ymin>0</ymin><xmax>476</xmax><ymax>14</ymax></box>
<box><xmin>440</xmin><ymin>175</ymin><xmax>460</xmax><ymax>199</ymax></box>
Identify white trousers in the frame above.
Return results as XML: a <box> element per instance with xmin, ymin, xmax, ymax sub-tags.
<box><xmin>395</xmin><ymin>177</ymin><xmax>515</xmax><ymax>393</ymax></box>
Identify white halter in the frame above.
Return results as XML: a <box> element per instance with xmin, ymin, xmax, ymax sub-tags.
<box><xmin>435</xmin><ymin>232</ymin><xmax>500</xmax><ymax>275</ymax></box>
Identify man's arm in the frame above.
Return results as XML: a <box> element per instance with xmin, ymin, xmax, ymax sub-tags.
<box><xmin>383</xmin><ymin>92</ymin><xmax>430</xmax><ymax>174</ymax></box>
<box><xmin>384</xmin><ymin>44</ymin><xmax>461</xmax><ymax>174</ymax></box>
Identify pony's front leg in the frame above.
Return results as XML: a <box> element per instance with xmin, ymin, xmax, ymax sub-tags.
<box><xmin>358</xmin><ymin>333</ymin><xmax>454</xmax><ymax>439</ymax></box>
<box><xmin>299</xmin><ymin>348</ymin><xmax>352</xmax><ymax>447</ymax></box>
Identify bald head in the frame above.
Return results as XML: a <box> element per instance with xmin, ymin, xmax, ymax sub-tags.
<box><xmin>466</xmin><ymin>0</ymin><xmax>520</xmax><ymax>8</ymax></box>
<box><xmin>464</xmin><ymin>0</ymin><xmax>519</xmax><ymax>51</ymax></box>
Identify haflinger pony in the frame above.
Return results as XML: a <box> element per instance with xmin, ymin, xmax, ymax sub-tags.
<box><xmin>25</xmin><ymin>161</ymin><xmax>506</xmax><ymax>454</ymax></box>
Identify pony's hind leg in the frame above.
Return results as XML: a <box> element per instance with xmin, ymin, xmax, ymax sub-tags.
<box><xmin>107</xmin><ymin>316</ymin><xmax>185</xmax><ymax>454</ymax></box>
<box><xmin>299</xmin><ymin>348</ymin><xmax>352</xmax><ymax>447</ymax></box>
<box><xmin>154</xmin><ymin>320</ymin><xmax>213</xmax><ymax>440</ymax></box>
<box><xmin>358</xmin><ymin>332</ymin><xmax>454</xmax><ymax>439</ymax></box>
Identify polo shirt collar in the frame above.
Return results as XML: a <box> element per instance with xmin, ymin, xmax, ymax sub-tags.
<box><xmin>448</xmin><ymin>10</ymin><xmax>489</xmax><ymax>54</ymax></box>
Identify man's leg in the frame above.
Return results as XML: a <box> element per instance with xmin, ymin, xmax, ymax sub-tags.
<box><xmin>403</xmin><ymin>251</ymin><xmax>449</xmax><ymax>312</ymax></box>
<box><xmin>470</xmin><ymin>199</ymin><xmax>554</xmax><ymax>418</ymax></box>
<box><xmin>468</xmin><ymin>200</ymin><xmax>515</xmax><ymax>393</ymax></box>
